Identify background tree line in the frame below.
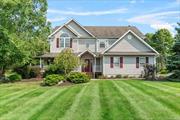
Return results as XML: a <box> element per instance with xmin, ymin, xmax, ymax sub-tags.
<box><xmin>145</xmin><ymin>23</ymin><xmax>180</xmax><ymax>79</ymax></box>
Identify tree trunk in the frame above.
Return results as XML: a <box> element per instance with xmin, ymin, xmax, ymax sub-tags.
<box><xmin>0</xmin><ymin>67</ymin><xmax>5</xmax><ymax>78</ymax></box>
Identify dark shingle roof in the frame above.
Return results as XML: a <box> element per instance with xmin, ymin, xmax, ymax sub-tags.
<box><xmin>53</xmin><ymin>26</ymin><xmax>144</xmax><ymax>39</ymax></box>
<box><xmin>84</xmin><ymin>26</ymin><xmax>144</xmax><ymax>38</ymax></box>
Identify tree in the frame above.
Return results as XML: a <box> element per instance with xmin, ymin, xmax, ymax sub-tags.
<box><xmin>145</xmin><ymin>29</ymin><xmax>174</xmax><ymax>71</ymax></box>
<box><xmin>54</xmin><ymin>49</ymin><xmax>79</xmax><ymax>76</ymax></box>
<box><xmin>0</xmin><ymin>0</ymin><xmax>51</xmax><ymax>66</ymax></box>
<box><xmin>0</xmin><ymin>27</ymin><xmax>23</xmax><ymax>77</ymax></box>
<box><xmin>167</xmin><ymin>23</ymin><xmax>180</xmax><ymax>79</ymax></box>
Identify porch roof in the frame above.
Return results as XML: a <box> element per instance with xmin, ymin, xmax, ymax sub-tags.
<box><xmin>37</xmin><ymin>52</ymin><xmax>101</xmax><ymax>58</ymax></box>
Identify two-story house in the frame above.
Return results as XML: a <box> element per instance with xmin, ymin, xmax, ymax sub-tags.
<box><xmin>40</xmin><ymin>19</ymin><xmax>159</xmax><ymax>77</ymax></box>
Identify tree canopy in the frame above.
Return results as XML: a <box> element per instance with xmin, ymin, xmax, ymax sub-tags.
<box><xmin>167</xmin><ymin>23</ymin><xmax>180</xmax><ymax>79</ymax></box>
<box><xmin>145</xmin><ymin>29</ymin><xmax>174</xmax><ymax>71</ymax></box>
<box><xmin>0</xmin><ymin>0</ymin><xmax>51</xmax><ymax>77</ymax></box>
<box><xmin>54</xmin><ymin>49</ymin><xmax>79</xmax><ymax>76</ymax></box>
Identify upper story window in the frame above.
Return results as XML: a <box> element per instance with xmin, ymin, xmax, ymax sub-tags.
<box><xmin>99</xmin><ymin>42</ymin><xmax>105</xmax><ymax>48</ymax></box>
<box><xmin>60</xmin><ymin>33</ymin><xmax>71</xmax><ymax>48</ymax></box>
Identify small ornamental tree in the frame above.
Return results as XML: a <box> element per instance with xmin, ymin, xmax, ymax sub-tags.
<box><xmin>143</xmin><ymin>64</ymin><xmax>156</xmax><ymax>80</ymax></box>
<box><xmin>54</xmin><ymin>48</ymin><xmax>79</xmax><ymax>76</ymax></box>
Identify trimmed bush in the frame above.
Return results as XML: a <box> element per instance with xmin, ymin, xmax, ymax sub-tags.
<box><xmin>28</xmin><ymin>66</ymin><xmax>41</xmax><ymax>78</ymax></box>
<box><xmin>14</xmin><ymin>66</ymin><xmax>41</xmax><ymax>79</ymax></box>
<box><xmin>67</xmin><ymin>72</ymin><xmax>90</xmax><ymax>84</ymax></box>
<box><xmin>8</xmin><ymin>73</ymin><xmax>22</xmax><ymax>82</ymax></box>
<box><xmin>0</xmin><ymin>77</ymin><xmax>10</xmax><ymax>83</ymax></box>
<box><xmin>43</xmin><ymin>64</ymin><xmax>64</xmax><ymax>77</ymax></box>
<box><xmin>116</xmin><ymin>74</ymin><xmax>122</xmax><ymax>78</ymax></box>
<box><xmin>44</xmin><ymin>74</ymin><xmax>64</xmax><ymax>86</ymax></box>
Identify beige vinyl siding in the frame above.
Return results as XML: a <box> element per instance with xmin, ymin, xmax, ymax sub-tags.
<box><xmin>50</xmin><ymin>27</ymin><xmax>76</xmax><ymax>53</ymax></box>
<box><xmin>103</xmin><ymin>55</ymin><xmax>155</xmax><ymax>76</ymax></box>
<box><xmin>107</xmin><ymin>33</ymin><xmax>153</xmax><ymax>53</ymax></box>
<box><xmin>66</xmin><ymin>21</ymin><xmax>91</xmax><ymax>37</ymax></box>
<box><xmin>97</xmin><ymin>39</ymin><xmax>117</xmax><ymax>52</ymax></box>
<box><xmin>77</xmin><ymin>39</ymin><xmax>96</xmax><ymax>52</ymax></box>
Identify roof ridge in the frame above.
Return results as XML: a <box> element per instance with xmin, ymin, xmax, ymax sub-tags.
<box><xmin>84</xmin><ymin>26</ymin><xmax>136</xmax><ymax>27</ymax></box>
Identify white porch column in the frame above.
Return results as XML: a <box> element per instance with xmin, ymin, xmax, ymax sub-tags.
<box><xmin>39</xmin><ymin>58</ymin><xmax>42</xmax><ymax>68</ymax></box>
<box><xmin>94</xmin><ymin>57</ymin><xmax>96</xmax><ymax>78</ymax></box>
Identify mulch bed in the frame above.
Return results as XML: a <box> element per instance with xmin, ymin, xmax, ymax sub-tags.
<box><xmin>58</xmin><ymin>80</ymin><xmax>74</xmax><ymax>86</ymax></box>
<box><xmin>21</xmin><ymin>78</ymin><xmax>43</xmax><ymax>82</ymax></box>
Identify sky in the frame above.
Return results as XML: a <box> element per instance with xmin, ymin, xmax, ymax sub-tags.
<box><xmin>47</xmin><ymin>0</ymin><xmax>180</xmax><ymax>35</ymax></box>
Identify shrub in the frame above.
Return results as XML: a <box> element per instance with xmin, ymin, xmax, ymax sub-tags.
<box><xmin>116</xmin><ymin>74</ymin><xmax>122</xmax><ymax>78</ymax></box>
<box><xmin>14</xmin><ymin>66</ymin><xmax>41</xmax><ymax>79</ymax></box>
<box><xmin>44</xmin><ymin>74</ymin><xmax>64</xmax><ymax>86</ymax></box>
<box><xmin>167</xmin><ymin>70</ymin><xmax>180</xmax><ymax>82</ymax></box>
<box><xmin>159</xmin><ymin>69</ymin><xmax>168</xmax><ymax>74</ymax></box>
<box><xmin>123</xmin><ymin>75</ymin><xmax>129</xmax><ymax>78</ymax></box>
<box><xmin>8</xmin><ymin>73</ymin><xmax>22</xmax><ymax>82</ymax></box>
<box><xmin>67</xmin><ymin>72</ymin><xmax>90</xmax><ymax>84</ymax></box>
<box><xmin>28</xmin><ymin>66</ymin><xmax>41</xmax><ymax>78</ymax></box>
<box><xmin>143</xmin><ymin>64</ymin><xmax>156</xmax><ymax>80</ymax></box>
<box><xmin>0</xmin><ymin>77</ymin><xmax>10</xmax><ymax>83</ymax></box>
<box><xmin>43</xmin><ymin>64</ymin><xmax>64</xmax><ymax>77</ymax></box>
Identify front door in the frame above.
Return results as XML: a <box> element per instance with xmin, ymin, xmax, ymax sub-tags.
<box><xmin>82</xmin><ymin>59</ymin><xmax>92</xmax><ymax>72</ymax></box>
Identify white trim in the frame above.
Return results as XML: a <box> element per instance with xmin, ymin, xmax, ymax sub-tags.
<box><xmin>78</xmin><ymin>50</ymin><xmax>96</xmax><ymax>57</ymax></box>
<box><xmin>48</xmin><ymin>24</ymin><xmax>79</xmax><ymax>38</ymax></box>
<box><xmin>65</xmin><ymin>19</ymin><xmax>96</xmax><ymax>38</ymax></box>
<box><xmin>102</xmin><ymin>30</ymin><xmax>159</xmax><ymax>55</ymax></box>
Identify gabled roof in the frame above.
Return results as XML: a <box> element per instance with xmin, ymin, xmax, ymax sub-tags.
<box><xmin>78</xmin><ymin>50</ymin><xmax>97</xmax><ymax>57</ymax></box>
<box><xmin>66</xmin><ymin>19</ymin><xmax>96</xmax><ymax>37</ymax></box>
<box><xmin>102</xmin><ymin>30</ymin><xmax>159</xmax><ymax>55</ymax></box>
<box><xmin>48</xmin><ymin>25</ymin><xmax>78</xmax><ymax>38</ymax></box>
<box><xmin>52</xmin><ymin>25</ymin><xmax>144</xmax><ymax>39</ymax></box>
<box><xmin>84</xmin><ymin>26</ymin><xmax>144</xmax><ymax>39</ymax></box>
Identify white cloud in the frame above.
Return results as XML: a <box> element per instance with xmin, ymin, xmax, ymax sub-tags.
<box><xmin>47</xmin><ymin>17</ymin><xmax>66</xmax><ymax>22</ymax></box>
<box><xmin>47</xmin><ymin>8</ymin><xmax>128</xmax><ymax>16</ymax></box>
<box><xmin>130</xmin><ymin>0</ymin><xmax>136</xmax><ymax>4</ymax></box>
<box><xmin>127</xmin><ymin>11</ymin><xmax>180</xmax><ymax>33</ymax></box>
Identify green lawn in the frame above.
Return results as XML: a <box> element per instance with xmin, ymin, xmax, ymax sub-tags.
<box><xmin>0</xmin><ymin>80</ymin><xmax>180</xmax><ymax>120</ymax></box>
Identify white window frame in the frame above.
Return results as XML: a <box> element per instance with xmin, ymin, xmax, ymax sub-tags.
<box><xmin>60</xmin><ymin>33</ymin><xmax>70</xmax><ymax>48</ymax></box>
<box><xmin>114</xmin><ymin>57</ymin><xmax>119</xmax><ymax>67</ymax></box>
<box><xmin>139</xmin><ymin>57</ymin><xmax>146</xmax><ymax>66</ymax></box>
<box><xmin>99</xmin><ymin>41</ymin><xmax>105</xmax><ymax>48</ymax></box>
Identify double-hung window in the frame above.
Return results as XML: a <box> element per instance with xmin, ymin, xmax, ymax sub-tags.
<box><xmin>60</xmin><ymin>33</ymin><xmax>71</xmax><ymax>48</ymax></box>
<box><xmin>99</xmin><ymin>42</ymin><xmax>105</xmax><ymax>48</ymax></box>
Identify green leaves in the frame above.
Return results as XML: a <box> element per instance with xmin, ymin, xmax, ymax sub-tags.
<box><xmin>145</xmin><ymin>29</ymin><xmax>174</xmax><ymax>71</ymax></box>
<box><xmin>54</xmin><ymin>49</ymin><xmax>79</xmax><ymax>75</ymax></box>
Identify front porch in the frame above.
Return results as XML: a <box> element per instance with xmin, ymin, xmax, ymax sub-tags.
<box><xmin>37</xmin><ymin>51</ymin><xmax>103</xmax><ymax>78</ymax></box>
<box><xmin>78</xmin><ymin>50</ymin><xmax>102</xmax><ymax>78</ymax></box>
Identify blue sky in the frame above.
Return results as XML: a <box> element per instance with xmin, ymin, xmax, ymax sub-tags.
<box><xmin>47</xmin><ymin>0</ymin><xmax>180</xmax><ymax>35</ymax></box>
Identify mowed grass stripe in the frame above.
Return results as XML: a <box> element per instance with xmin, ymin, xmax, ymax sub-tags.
<box><xmin>140</xmin><ymin>81</ymin><xmax>180</xmax><ymax>96</ymax></box>
<box><xmin>0</xmin><ymin>87</ymin><xmax>67</xmax><ymax>120</ymax></box>
<box><xmin>112</xmin><ymin>81</ymin><xmax>148</xmax><ymax>120</ymax></box>
<box><xmin>99</xmin><ymin>80</ymin><xmax>140</xmax><ymax>120</ymax></box>
<box><xmin>119</xmin><ymin>81</ymin><xmax>180</xmax><ymax>119</ymax></box>
<box><xmin>60</xmin><ymin>84</ymin><xmax>88</xmax><ymax>120</ymax></box>
<box><xmin>0</xmin><ymin>86</ymin><xmax>37</xmax><ymax>99</ymax></box>
<box><xmin>125</xmin><ymin>81</ymin><xmax>180</xmax><ymax>114</ymax></box>
<box><xmin>0</xmin><ymin>88</ymin><xmax>46</xmax><ymax>116</ymax></box>
<box><xmin>89</xmin><ymin>82</ymin><xmax>101</xmax><ymax>120</ymax></box>
<box><xmin>61</xmin><ymin>82</ymin><xmax>100</xmax><ymax>120</ymax></box>
<box><xmin>31</xmin><ymin>85</ymin><xmax>83</xmax><ymax>120</ymax></box>
<box><xmin>162</xmin><ymin>82</ymin><xmax>180</xmax><ymax>89</ymax></box>
<box><xmin>0</xmin><ymin>88</ymin><xmax>40</xmax><ymax>106</ymax></box>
